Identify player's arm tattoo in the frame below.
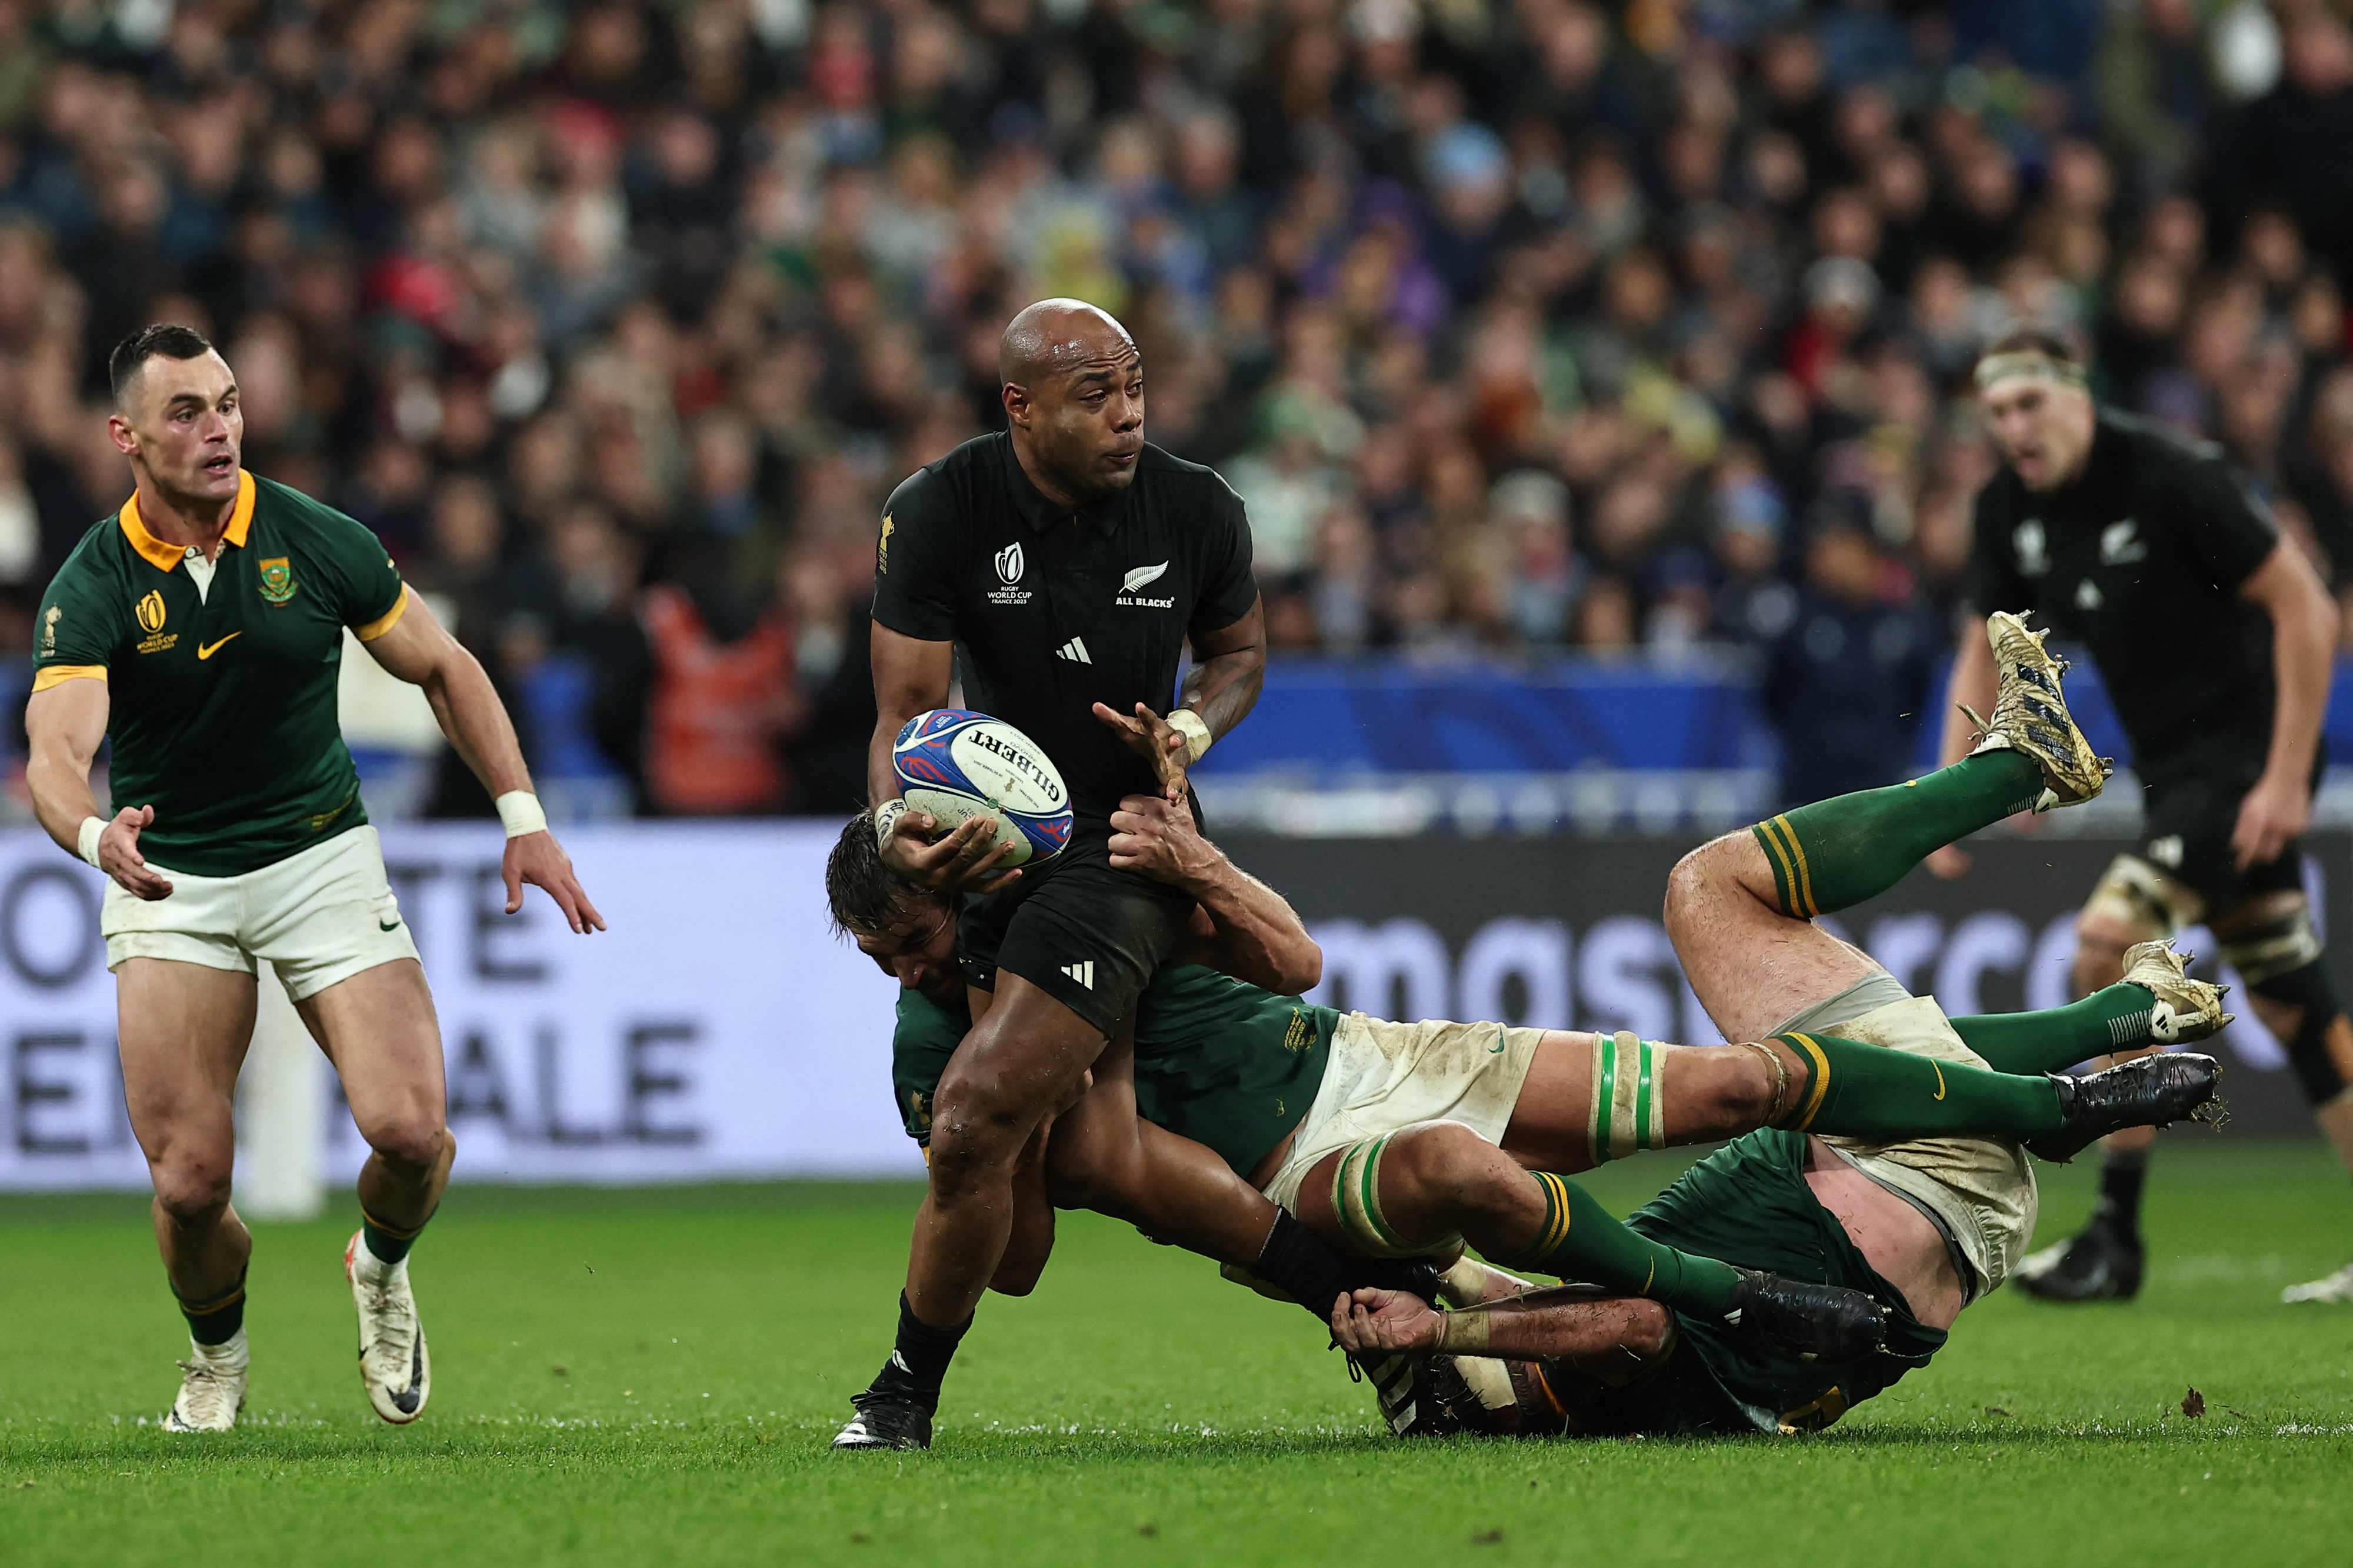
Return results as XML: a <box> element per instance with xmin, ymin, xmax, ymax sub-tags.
<box><xmin>1180</xmin><ymin>595</ymin><xmax>1266</xmax><ymax>742</ymax></box>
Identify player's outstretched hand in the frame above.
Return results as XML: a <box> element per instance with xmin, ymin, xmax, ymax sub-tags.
<box><xmin>879</xmin><ymin>806</ymin><xmax>1022</xmax><ymax>895</ymax></box>
<box><xmin>504</xmin><ymin>829</ymin><xmax>607</xmax><ymax>933</ymax></box>
<box><xmin>1091</xmin><ymin>700</ymin><xmax>1188</xmax><ymax>803</ymax></box>
<box><xmin>1108</xmin><ymin>792</ymin><xmax>1217</xmax><ymax>886</ymax></box>
<box><xmin>1331</xmin><ymin>1286</ymin><xmax>1444</xmax><ymax>1355</ymax></box>
<box><xmin>2232</xmin><ymin>770</ymin><xmax>2311</xmax><ymax>872</ymax></box>
<box><xmin>99</xmin><ymin>805</ymin><xmax>173</xmax><ymax>901</ymax></box>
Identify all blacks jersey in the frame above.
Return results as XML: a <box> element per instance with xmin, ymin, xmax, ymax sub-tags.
<box><xmin>1967</xmin><ymin>411</ymin><xmax>2282</xmax><ymax>778</ymax></box>
<box><xmin>871</xmin><ymin>432</ymin><xmax>1258</xmax><ymax>820</ymax></box>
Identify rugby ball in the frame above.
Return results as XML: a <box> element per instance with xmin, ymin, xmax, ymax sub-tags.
<box><xmin>891</xmin><ymin>709</ymin><xmax>1073</xmax><ymax>866</ymax></box>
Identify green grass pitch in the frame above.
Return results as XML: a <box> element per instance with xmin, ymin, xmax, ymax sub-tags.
<box><xmin>4</xmin><ymin>1139</ymin><xmax>2351</xmax><ymax>1567</ymax></box>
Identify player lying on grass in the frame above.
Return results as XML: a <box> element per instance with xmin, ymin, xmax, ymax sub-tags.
<box><xmin>1329</xmin><ymin>612</ymin><xmax>2237</xmax><ymax>1434</ymax></box>
<box><xmin>829</xmin><ymin>616</ymin><xmax>2226</xmax><ymax>1438</ymax></box>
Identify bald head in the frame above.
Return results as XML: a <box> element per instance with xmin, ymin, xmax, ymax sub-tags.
<box><xmin>998</xmin><ymin>298</ymin><xmax>1146</xmax><ymax>504</ymax></box>
<box><xmin>998</xmin><ymin>299</ymin><xmax>1136</xmax><ymax>389</ymax></box>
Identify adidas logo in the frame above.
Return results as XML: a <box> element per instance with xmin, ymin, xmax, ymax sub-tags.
<box><xmin>1055</xmin><ymin>636</ymin><xmax>1091</xmax><ymax>664</ymax></box>
<box><xmin>1061</xmin><ymin>960</ymin><xmax>1095</xmax><ymax>989</ymax></box>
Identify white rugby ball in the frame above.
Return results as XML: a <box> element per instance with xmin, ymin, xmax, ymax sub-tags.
<box><xmin>891</xmin><ymin>709</ymin><xmax>1074</xmax><ymax>866</ymax></box>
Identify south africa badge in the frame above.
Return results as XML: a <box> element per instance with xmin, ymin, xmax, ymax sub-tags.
<box><xmin>258</xmin><ymin>556</ymin><xmax>296</xmax><ymax>605</ymax></box>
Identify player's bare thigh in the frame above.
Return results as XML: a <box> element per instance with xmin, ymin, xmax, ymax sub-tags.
<box><xmin>116</xmin><ymin>958</ymin><xmax>261</xmax><ymax>1171</ymax></box>
<box><xmin>1665</xmin><ymin>829</ymin><xmax>1885</xmax><ymax>1043</ymax></box>
<box><xmin>295</xmin><ymin>958</ymin><xmax>448</xmax><ymax>1157</ymax></box>
<box><xmin>1800</xmin><ymin>1136</ymin><xmax>1963</xmax><ymax>1329</ymax></box>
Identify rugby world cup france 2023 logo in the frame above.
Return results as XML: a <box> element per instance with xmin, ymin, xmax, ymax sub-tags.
<box><xmin>988</xmin><ymin>541</ymin><xmax>1031</xmax><ymax>606</ymax></box>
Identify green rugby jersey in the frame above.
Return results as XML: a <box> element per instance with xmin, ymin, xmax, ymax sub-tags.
<box><xmin>32</xmin><ymin>471</ymin><xmax>409</xmax><ymax>877</ymax></box>
<box><xmin>891</xmin><ymin>965</ymin><xmax>1337</xmax><ymax>1177</ymax></box>
<box><xmin>1555</xmin><ymin>1128</ymin><xmax>1947</xmax><ymax>1436</ymax></box>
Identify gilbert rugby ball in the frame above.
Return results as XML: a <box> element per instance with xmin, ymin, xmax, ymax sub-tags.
<box><xmin>891</xmin><ymin>709</ymin><xmax>1073</xmax><ymax>866</ymax></box>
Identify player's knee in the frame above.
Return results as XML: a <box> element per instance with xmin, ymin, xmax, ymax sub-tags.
<box><xmin>359</xmin><ymin>1113</ymin><xmax>448</xmax><ymax>1173</ymax></box>
<box><xmin>151</xmin><ymin>1155</ymin><xmax>234</xmax><ymax>1227</ymax></box>
<box><xmin>1689</xmin><ymin>1050</ymin><xmax>1777</xmax><ymax>1136</ymax></box>
<box><xmin>1662</xmin><ymin>838</ymin><xmax>1738</xmax><ymax>943</ymax></box>
<box><xmin>1387</xmin><ymin>1122</ymin><xmax>1513</xmax><ymax>1220</ymax></box>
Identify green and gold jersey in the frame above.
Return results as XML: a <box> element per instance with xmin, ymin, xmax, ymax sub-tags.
<box><xmin>1558</xmin><ymin>1129</ymin><xmax>1947</xmax><ymax>1437</ymax></box>
<box><xmin>32</xmin><ymin>471</ymin><xmax>409</xmax><ymax>877</ymax></box>
<box><xmin>891</xmin><ymin>965</ymin><xmax>1337</xmax><ymax>1178</ymax></box>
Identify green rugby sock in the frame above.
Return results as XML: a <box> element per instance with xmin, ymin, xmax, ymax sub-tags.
<box><xmin>1488</xmin><ymin>1171</ymin><xmax>1742</xmax><ymax>1316</ymax></box>
<box><xmin>1948</xmin><ymin>985</ymin><xmax>2161</xmax><ymax>1076</ymax></box>
<box><xmin>175</xmin><ymin>1271</ymin><xmax>247</xmax><ymax>1346</ymax></box>
<box><xmin>1751</xmin><ymin>752</ymin><xmax>2044</xmax><ymax>917</ymax></box>
<box><xmin>361</xmin><ymin>1205</ymin><xmax>432</xmax><ymax>1267</ymax></box>
<box><xmin>1775</xmin><ymin>1031</ymin><xmax>2063</xmax><ymax>1139</ymax></box>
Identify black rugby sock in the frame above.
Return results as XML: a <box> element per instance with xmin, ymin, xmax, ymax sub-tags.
<box><xmin>1255</xmin><ymin>1210</ymin><xmax>1369</xmax><ymax>1329</ymax></box>
<box><xmin>2094</xmin><ymin>1152</ymin><xmax>2147</xmax><ymax>1240</ymax></box>
<box><xmin>867</xmin><ymin>1292</ymin><xmax>970</xmax><ymax>1412</ymax></box>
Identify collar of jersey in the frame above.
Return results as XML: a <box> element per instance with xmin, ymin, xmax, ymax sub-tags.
<box><xmin>119</xmin><ymin>470</ymin><xmax>256</xmax><ymax>571</ymax></box>
<box><xmin>1001</xmin><ymin>436</ymin><xmax>1132</xmax><ymax>536</ymax></box>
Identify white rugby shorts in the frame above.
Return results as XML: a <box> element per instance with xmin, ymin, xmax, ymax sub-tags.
<box><xmin>1258</xmin><ymin>1012</ymin><xmax>1545</xmax><ymax>1213</ymax></box>
<box><xmin>1813</xmin><ymin>994</ymin><xmax>2041</xmax><ymax>1296</ymax></box>
<box><xmin>102</xmin><ymin>825</ymin><xmax>421</xmax><ymax>1001</ymax></box>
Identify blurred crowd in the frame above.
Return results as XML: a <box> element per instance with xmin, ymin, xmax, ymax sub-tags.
<box><xmin>2</xmin><ymin>0</ymin><xmax>2352</xmax><ymax>815</ymax></box>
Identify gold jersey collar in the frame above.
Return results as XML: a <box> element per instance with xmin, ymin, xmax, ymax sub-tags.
<box><xmin>119</xmin><ymin>470</ymin><xmax>256</xmax><ymax>571</ymax></box>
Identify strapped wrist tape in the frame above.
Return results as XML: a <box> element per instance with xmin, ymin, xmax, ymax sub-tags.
<box><xmin>76</xmin><ymin>816</ymin><xmax>104</xmax><ymax>869</ymax></box>
<box><xmin>495</xmin><ymin>790</ymin><xmax>548</xmax><ymax>838</ymax></box>
<box><xmin>1168</xmin><ymin>708</ymin><xmax>1213</xmax><ymax>764</ymax></box>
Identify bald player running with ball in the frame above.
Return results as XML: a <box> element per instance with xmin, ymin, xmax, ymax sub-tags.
<box><xmin>25</xmin><ymin>324</ymin><xmax>602</xmax><ymax>1431</ymax></box>
<box><xmin>841</xmin><ymin>300</ymin><xmax>1442</xmax><ymax>1450</ymax></box>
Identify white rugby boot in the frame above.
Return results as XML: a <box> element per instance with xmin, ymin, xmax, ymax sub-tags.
<box><xmin>2119</xmin><ymin>939</ymin><xmax>2234</xmax><ymax>1044</ymax></box>
<box><xmin>346</xmin><ymin>1232</ymin><xmax>431</xmax><ymax>1423</ymax></box>
<box><xmin>1958</xmin><ymin>611</ymin><xmax>2112</xmax><ymax>810</ymax></box>
<box><xmin>163</xmin><ymin>1330</ymin><xmax>248</xmax><ymax>1432</ymax></box>
<box><xmin>2282</xmin><ymin>1262</ymin><xmax>2353</xmax><ymax>1304</ymax></box>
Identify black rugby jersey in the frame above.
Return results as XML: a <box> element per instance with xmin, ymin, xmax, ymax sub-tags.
<box><xmin>871</xmin><ymin>432</ymin><xmax>1257</xmax><ymax>820</ymax></box>
<box><xmin>1967</xmin><ymin>410</ymin><xmax>2281</xmax><ymax>777</ymax></box>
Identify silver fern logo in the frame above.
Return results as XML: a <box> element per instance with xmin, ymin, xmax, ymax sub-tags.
<box><xmin>1116</xmin><ymin>559</ymin><xmax>1176</xmax><ymax>609</ymax></box>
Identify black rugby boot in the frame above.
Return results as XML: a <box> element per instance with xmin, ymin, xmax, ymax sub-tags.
<box><xmin>2025</xmin><ymin>1053</ymin><xmax>2225</xmax><ymax>1165</ymax></box>
<box><xmin>1352</xmin><ymin>1348</ymin><xmax>1465</xmax><ymax>1438</ymax></box>
<box><xmin>1347</xmin><ymin>1256</ymin><xmax>1462</xmax><ymax>1436</ymax></box>
<box><xmin>1728</xmin><ymin>1269</ymin><xmax>1888</xmax><ymax>1362</ymax></box>
<box><xmin>2015</xmin><ymin>1213</ymin><xmax>2144</xmax><ymax>1302</ymax></box>
<box><xmin>832</xmin><ymin>1389</ymin><xmax>934</xmax><ymax>1450</ymax></box>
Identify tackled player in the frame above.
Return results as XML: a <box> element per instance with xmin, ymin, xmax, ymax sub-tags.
<box><xmin>833</xmin><ymin>615</ymin><xmax>2229</xmax><ymax>1434</ymax></box>
<box><xmin>23</xmin><ymin>325</ymin><xmax>604</xmax><ymax>1431</ymax></box>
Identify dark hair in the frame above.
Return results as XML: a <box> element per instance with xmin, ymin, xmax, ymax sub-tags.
<box><xmin>109</xmin><ymin>322</ymin><xmax>216</xmax><ymax>406</ymax></box>
<box><xmin>825</xmin><ymin>810</ymin><xmax>948</xmax><ymax>937</ymax></box>
<box><xmin>1978</xmin><ymin>326</ymin><xmax>2081</xmax><ymax>367</ymax></box>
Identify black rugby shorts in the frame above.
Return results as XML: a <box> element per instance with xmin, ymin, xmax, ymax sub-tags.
<box><xmin>2137</xmin><ymin>767</ymin><xmax>2308</xmax><ymax>915</ymax></box>
<box><xmin>956</xmin><ymin>826</ymin><xmax>1194</xmax><ymax>1036</ymax></box>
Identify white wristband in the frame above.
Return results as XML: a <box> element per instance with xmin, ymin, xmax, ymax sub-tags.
<box><xmin>76</xmin><ymin>815</ymin><xmax>105</xmax><ymax>869</ymax></box>
<box><xmin>1168</xmin><ymin>708</ymin><xmax>1213</xmax><ymax>764</ymax></box>
<box><xmin>874</xmin><ymin>798</ymin><xmax>909</xmax><ymax>847</ymax></box>
<box><xmin>495</xmin><ymin>790</ymin><xmax>548</xmax><ymax>838</ymax></box>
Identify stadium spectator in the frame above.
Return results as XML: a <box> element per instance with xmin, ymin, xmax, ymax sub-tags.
<box><xmin>1763</xmin><ymin>500</ymin><xmax>1939</xmax><ymax>808</ymax></box>
<box><xmin>1</xmin><ymin>0</ymin><xmax>2349</xmax><ymax>816</ymax></box>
